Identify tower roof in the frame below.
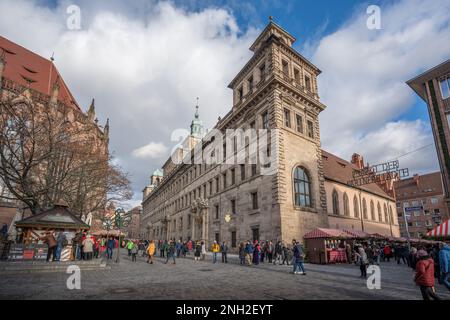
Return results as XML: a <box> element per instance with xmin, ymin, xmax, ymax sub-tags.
<box><xmin>152</xmin><ymin>169</ymin><xmax>164</xmax><ymax>177</ymax></box>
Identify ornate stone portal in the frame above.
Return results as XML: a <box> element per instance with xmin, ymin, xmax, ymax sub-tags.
<box><xmin>190</xmin><ymin>198</ymin><xmax>209</xmax><ymax>244</ymax></box>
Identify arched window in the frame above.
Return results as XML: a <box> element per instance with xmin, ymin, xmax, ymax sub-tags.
<box><xmin>343</xmin><ymin>193</ymin><xmax>350</xmax><ymax>216</ymax></box>
<box><xmin>294</xmin><ymin>167</ymin><xmax>311</xmax><ymax>207</ymax></box>
<box><xmin>389</xmin><ymin>205</ymin><xmax>394</xmax><ymax>224</ymax></box>
<box><xmin>353</xmin><ymin>196</ymin><xmax>360</xmax><ymax>218</ymax></box>
<box><xmin>377</xmin><ymin>202</ymin><xmax>382</xmax><ymax>222</ymax></box>
<box><xmin>370</xmin><ymin>200</ymin><xmax>375</xmax><ymax>220</ymax></box>
<box><xmin>363</xmin><ymin>198</ymin><xmax>368</xmax><ymax>219</ymax></box>
<box><xmin>384</xmin><ymin>204</ymin><xmax>388</xmax><ymax>223</ymax></box>
<box><xmin>332</xmin><ymin>189</ymin><xmax>340</xmax><ymax>215</ymax></box>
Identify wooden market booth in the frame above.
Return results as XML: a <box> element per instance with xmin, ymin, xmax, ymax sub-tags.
<box><xmin>12</xmin><ymin>204</ymin><xmax>90</xmax><ymax>261</ymax></box>
<box><xmin>304</xmin><ymin>228</ymin><xmax>351</xmax><ymax>264</ymax></box>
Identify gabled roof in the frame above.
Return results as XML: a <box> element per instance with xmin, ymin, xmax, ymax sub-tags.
<box><xmin>322</xmin><ymin>150</ymin><xmax>393</xmax><ymax>200</ymax></box>
<box><xmin>303</xmin><ymin>228</ymin><xmax>348</xmax><ymax>239</ymax></box>
<box><xmin>0</xmin><ymin>35</ymin><xmax>80</xmax><ymax>110</ymax></box>
<box><xmin>16</xmin><ymin>205</ymin><xmax>89</xmax><ymax>229</ymax></box>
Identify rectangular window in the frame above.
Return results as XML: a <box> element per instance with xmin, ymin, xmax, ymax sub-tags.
<box><xmin>434</xmin><ymin>209</ymin><xmax>440</xmax><ymax>214</ymax></box>
<box><xmin>231</xmin><ymin>231</ymin><xmax>237</xmax><ymax>248</ymax></box>
<box><xmin>223</xmin><ymin>172</ymin><xmax>227</xmax><ymax>189</ymax></box>
<box><xmin>307</xmin><ymin>120</ymin><xmax>314</xmax><ymax>138</ymax></box>
<box><xmin>251</xmin><ymin>192</ymin><xmax>259</xmax><ymax>210</ymax></box>
<box><xmin>284</xmin><ymin>108</ymin><xmax>291</xmax><ymax>128</ymax></box>
<box><xmin>215</xmin><ymin>232</ymin><xmax>220</xmax><ymax>243</ymax></box>
<box><xmin>262</xmin><ymin>111</ymin><xmax>269</xmax><ymax>129</ymax></box>
<box><xmin>216</xmin><ymin>177</ymin><xmax>220</xmax><ymax>193</ymax></box>
<box><xmin>305</xmin><ymin>75</ymin><xmax>311</xmax><ymax>91</ymax></box>
<box><xmin>231</xmin><ymin>168</ymin><xmax>235</xmax><ymax>185</ymax></box>
<box><xmin>251</xmin><ymin>164</ymin><xmax>257</xmax><ymax>176</ymax></box>
<box><xmin>209</xmin><ymin>180</ymin><xmax>213</xmax><ymax>195</ymax></box>
<box><xmin>430</xmin><ymin>197</ymin><xmax>438</xmax><ymax>205</ymax></box>
<box><xmin>231</xmin><ymin>199</ymin><xmax>236</xmax><ymax>214</ymax></box>
<box><xmin>259</xmin><ymin>63</ymin><xmax>266</xmax><ymax>82</ymax></box>
<box><xmin>294</xmin><ymin>68</ymin><xmax>300</xmax><ymax>84</ymax></box>
<box><xmin>223</xmin><ymin>143</ymin><xmax>227</xmax><ymax>160</ymax></box>
<box><xmin>215</xmin><ymin>205</ymin><xmax>219</xmax><ymax>220</ymax></box>
<box><xmin>237</xmin><ymin>86</ymin><xmax>243</xmax><ymax>101</ymax></box>
<box><xmin>240</xmin><ymin>164</ymin><xmax>246</xmax><ymax>181</ymax></box>
<box><xmin>248</xmin><ymin>76</ymin><xmax>254</xmax><ymax>93</ymax></box>
<box><xmin>296</xmin><ymin>114</ymin><xmax>303</xmax><ymax>133</ymax></box>
<box><xmin>250</xmin><ymin>121</ymin><xmax>256</xmax><ymax>129</ymax></box>
<box><xmin>233</xmin><ymin>136</ymin><xmax>237</xmax><ymax>154</ymax></box>
<box><xmin>440</xmin><ymin>77</ymin><xmax>450</xmax><ymax>99</ymax></box>
<box><xmin>282</xmin><ymin>60</ymin><xmax>289</xmax><ymax>76</ymax></box>
<box><xmin>203</xmin><ymin>184</ymin><xmax>206</xmax><ymax>198</ymax></box>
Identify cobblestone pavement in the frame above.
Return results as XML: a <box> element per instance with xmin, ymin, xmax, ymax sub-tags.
<box><xmin>1</xmin><ymin>251</ymin><xmax>449</xmax><ymax>300</ymax></box>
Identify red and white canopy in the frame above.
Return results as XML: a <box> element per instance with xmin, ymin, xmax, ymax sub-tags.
<box><xmin>427</xmin><ymin>219</ymin><xmax>450</xmax><ymax>238</ymax></box>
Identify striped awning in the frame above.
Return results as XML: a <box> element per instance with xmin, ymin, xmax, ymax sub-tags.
<box><xmin>303</xmin><ymin>228</ymin><xmax>348</xmax><ymax>239</ymax></box>
<box><xmin>427</xmin><ymin>219</ymin><xmax>450</xmax><ymax>238</ymax></box>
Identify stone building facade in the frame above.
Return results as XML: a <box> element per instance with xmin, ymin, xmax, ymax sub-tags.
<box><xmin>394</xmin><ymin>172</ymin><xmax>448</xmax><ymax>238</ymax></box>
<box><xmin>407</xmin><ymin>60</ymin><xmax>450</xmax><ymax>214</ymax></box>
<box><xmin>141</xmin><ymin>21</ymin><xmax>399</xmax><ymax>249</ymax></box>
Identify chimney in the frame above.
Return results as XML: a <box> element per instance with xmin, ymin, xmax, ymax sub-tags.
<box><xmin>351</xmin><ymin>153</ymin><xmax>365</xmax><ymax>170</ymax></box>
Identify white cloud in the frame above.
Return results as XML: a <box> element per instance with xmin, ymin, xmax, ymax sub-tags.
<box><xmin>132</xmin><ymin>142</ymin><xmax>168</xmax><ymax>159</ymax></box>
<box><xmin>0</xmin><ymin>0</ymin><xmax>257</xmax><ymax>205</ymax></box>
<box><xmin>312</xmin><ymin>0</ymin><xmax>450</xmax><ymax>172</ymax></box>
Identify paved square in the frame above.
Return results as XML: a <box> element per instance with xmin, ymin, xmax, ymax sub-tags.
<box><xmin>1</xmin><ymin>251</ymin><xmax>449</xmax><ymax>300</ymax></box>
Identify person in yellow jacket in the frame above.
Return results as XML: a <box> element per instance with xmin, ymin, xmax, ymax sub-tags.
<box><xmin>147</xmin><ymin>240</ymin><xmax>156</xmax><ymax>264</ymax></box>
<box><xmin>211</xmin><ymin>240</ymin><xmax>220</xmax><ymax>264</ymax></box>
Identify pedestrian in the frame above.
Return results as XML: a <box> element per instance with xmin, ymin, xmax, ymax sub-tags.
<box><xmin>164</xmin><ymin>240</ymin><xmax>176</xmax><ymax>264</ymax></box>
<box><xmin>201</xmin><ymin>241</ymin><xmax>207</xmax><ymax>260</ymax></box>
<box><xmin>0</xmin><ymin>223</ymin><xmax>7</xmax><ymax>240</ymax></box>
<box><xmin>106</xmin><ymin>236</ymin><xmax>115</xmax><ymax>259</ymax></box>
<box><xmin>244</xmin><ymin>241</ymin><xmax>253</xmax><ymax>266</ymax></box>
<box><xmin>383</xmin><ymin>244</ymin><xmax>392</xmax><ymax>262</ymax></box>
<box><xmin>267</xmin><ymin>241</ymin><xmax>274</xmax><ymax>263</ymax></box>
<box><xmin>127</xmin><ymin>239</ymin><xmax>134</xmax><ymax>256</ymax></box>
<box><xmin>292</xmin><ymin>240</ymin><xmax>306</xmax><ymax>275</ymax></box>
<box><xmin>356</xmin><ymin>246</ymin><xmax>368</xmax><ymax>278</ymax></box>
<box><xmin>409</xmin><ymin>247</ymin><xmax>418</xmax><ymax>271</ymax></box>
<box><xmin>281</xmin><ymin>242</ymin><xmax>290</xmax><ymax>265</ymax></box>
<box><xmin>211</xmin><ymin>240</ymin><xmax>220</xmax><ymax>263</ymax></box>
<box><xmin>176</xmin><ymin>240</ymin><xmax>182</xmax><ymax>258</ymax></box>
<box><xmin>346</xmin><ymin>243</ymin><xmax>353</xmax><ymax>264</ymax></box>
<box><xmin>194</xmin><ymin>241</ymin><xmax>201</xmax><ymax>261</ymax></box>
<box><xmin>415</xmin><ymin>249</ymin><xmax>441</xmax><ymax>300</ymax></box>
<box><xmin>147</xmin><ymin>240</ymin><xmax>155</xmax><ymax>264</ymax></box>
<box><xmin>253</xmin><ymin>240</ymin><xmax>261</xmax><ymax>265</ymax></box>
<box><xmin>82</xmin><ymin>234</ymin><xmax>94</xmax><ymax>260</ymax></box>
<box><xmin>274</xmin><ymin>241</ymin><xmax>283</xmax><ymax>265</ymax></box>
<box><xmin>55</xmin><ymin>231</ymin><xmax>67</xmax><ymax>261</ymax></box>
<box><xmin>131</xmin><ymin>241</ymin><xmax>138</xmax><ymax>262</ymax></box>
<box><xmin>220</xmin><ymin>241</ymin><xmax>228</xmax><ymax>263</ymax></box>
<box><xmin>40</xmin><ymin>231</ymin><xmax>57</xmax><ymax>262</ymax></box>
<box><xmin>439</xmin><ymin>242</ymin><xmax>450</xmax><ymax>291</ymax></box>
<box><xmin>238</xmin><ymin>242</ymin><xmax>246</xmax><ymax>265</ymax></box>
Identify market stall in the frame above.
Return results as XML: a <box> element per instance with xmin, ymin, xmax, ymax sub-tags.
<box><xmin>304</xmin><ymin>228</ymin><xmax>350</xmax><ymax>264</ymax></box>
<box><xmin>13</xmin><ymin>204</ymin><xmax>90</xmax><ymax>261</ymax></box>
<box><xmin>426</xmin><ymin>218</ymin><xmax>449</xmax><ymax>240</ymax></box>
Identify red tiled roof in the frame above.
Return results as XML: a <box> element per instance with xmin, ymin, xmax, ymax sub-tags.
<box><xmin>303</xmin><ymin>228</ymin><xmax>348</xmax><ymax>239</ymax></box>
<box><xmin>342</xmin><ymin>229</ymin><xmax>370</xmax><ymax>239</ymax></box>
<box><xmin>394</xmin><ymin>171</ymin><xmax>443</xmax><ymax>199</ymax></box>
<box><xmin>0</xmin><ymin>35</ymin><xmax>80</xmax><ymax>110</ymax></box>
<box><xmin>321</xmin><ymin>150</ymin><xmax>393</xmax><ymax>200</ymax></box>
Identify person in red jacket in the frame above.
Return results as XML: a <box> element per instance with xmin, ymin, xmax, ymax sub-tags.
<box><xmin>414</xmin><ymin>249</ymin><xmax>441</xmax><ymax>300</ymax></box>
<box><xmin>383</xmin><ymin>245</ymin><xmax>392</xmax><ymax>262</ymax></box>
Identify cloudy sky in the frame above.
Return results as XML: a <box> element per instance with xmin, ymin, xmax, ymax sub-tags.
<box><xmin>0</xmin><ymin>0</ymin><xmax>449</xmax><ymax>209</ymax></box>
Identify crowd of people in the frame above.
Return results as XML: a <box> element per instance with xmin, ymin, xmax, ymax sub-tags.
<box><xmin>351</xmin><ymin>241</ymin><xmax>450</xmax><ymax>300</ymax></box>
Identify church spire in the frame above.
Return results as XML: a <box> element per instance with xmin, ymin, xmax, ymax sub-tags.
<box><xmin>87</xmin><ymin>98</ymin><xmax>95</xmax><ymax>122</ymax></box>
<box><xmin>190</xmin><ymin>97</ymin><xmax>203</xmax><ymax>138</ymax></box>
